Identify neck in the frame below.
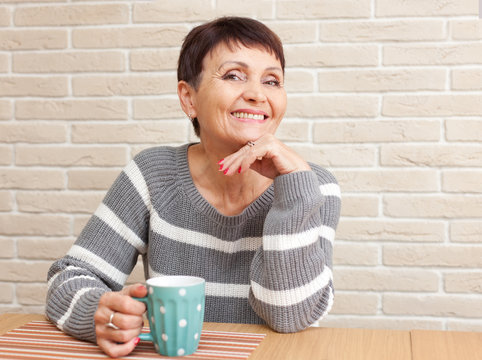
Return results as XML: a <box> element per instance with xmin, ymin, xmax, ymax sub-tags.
<box><xmin>188</xmin><ymin>142</ymin><xmax>272</xmax><ymax>216</ymax></box>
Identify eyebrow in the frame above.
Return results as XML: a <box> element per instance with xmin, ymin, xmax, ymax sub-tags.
<box><xmin>218</xmin><ymin>61</ymin><xmax>283</xmax><ymax>73</ymax></box>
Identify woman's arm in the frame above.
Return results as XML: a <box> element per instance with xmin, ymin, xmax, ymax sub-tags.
<box><xmin>46</xmin><ymin>158</ymin><xmax>150</xmax><ymax>343</ymax></box>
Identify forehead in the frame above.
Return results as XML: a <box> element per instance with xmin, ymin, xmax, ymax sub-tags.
<box><xmin>203</xmin><ymin>42</ymin><xmax>282</xmax><ymax>70</ymax></box>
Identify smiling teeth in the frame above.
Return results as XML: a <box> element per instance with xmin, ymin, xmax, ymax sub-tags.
<box><xmin>233</xmin><ymin>112</ymin><xmax>265</xmax><ymax>120</ymax></box>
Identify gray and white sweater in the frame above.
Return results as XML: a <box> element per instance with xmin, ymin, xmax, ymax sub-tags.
<box><xmin>46</xmin><ymin>144</ymin><xmax>341</xmax><ymax>343</ymax></box>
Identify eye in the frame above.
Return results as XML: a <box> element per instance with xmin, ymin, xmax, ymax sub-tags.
<box><xmin>222</xmin><ymin>70</ymin><xmax>246</xmax><ymax>81</ymax></box>
<box><xmin>263</xmin><ymin>76</ymin><xmax>282</xmax><ymax>87</ymax></box>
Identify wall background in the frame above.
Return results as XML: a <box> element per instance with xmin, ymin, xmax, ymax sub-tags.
<box><xmin>0</xmin><ymin>0</ymin><xmax>481</xmax><ymax>332</ymax></box>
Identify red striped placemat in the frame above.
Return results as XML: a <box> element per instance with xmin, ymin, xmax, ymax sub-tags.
<box><xmin>0</xmin><ymin>320</ymin><xmax>265</xmax><ymax>359</ymax></box>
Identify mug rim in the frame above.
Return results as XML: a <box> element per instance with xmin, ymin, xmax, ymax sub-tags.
<box><xmin>146</xmin><ymin>275</ymin><xmax>205</xmax><ymax>288</ymax></box>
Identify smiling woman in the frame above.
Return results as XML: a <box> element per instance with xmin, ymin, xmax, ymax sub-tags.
<box><xmin>45</xmin><ymin>17</ymin><xmax>341</xmax><ymax>358</ymax></box>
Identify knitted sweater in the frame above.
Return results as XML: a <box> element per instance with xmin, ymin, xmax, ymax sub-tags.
<box><xmin>46</xmin><ymin>144</ymin><xmax>341</xmax><ymax>343</ymax></box>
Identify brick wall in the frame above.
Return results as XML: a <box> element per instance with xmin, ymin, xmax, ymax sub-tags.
<box><xmin>0</xmin><ymin>0</ymin><xmax>481</xmax><ymax>332</ymax></box>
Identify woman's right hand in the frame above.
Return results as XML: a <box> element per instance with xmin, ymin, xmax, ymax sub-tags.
<box><xmin>94</xmin><ymin>283</ymin><xmax>148</xmax><ymax>358</ymax></box>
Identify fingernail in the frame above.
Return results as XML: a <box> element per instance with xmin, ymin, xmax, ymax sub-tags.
<box><xmin>219</xmin><ymin>164</ymin><xmax>224</xmax><ymax>170</ymax></box>
<box><xmin>238</xmin><ymin>167</ymin><xmax>242</xmax><ymax>173</ymax></box>
<box><xmin>137</xmin><ymin>285</ymin><xmax>146</xmax><ymax>291</ymax></box>
<box><xmin>134</xmin><ymin>337</ymin><xmax>141</xmax><ymax>346</ymax></box>
<box><xmin>218</xmin><ymin>159</ymin><xmax>224</xmax><ymax>164</ymax></box>
<box><xmin>223</xmin><ymin>168</ymin><xmax>229</xmax><ymax>175</ymax></box>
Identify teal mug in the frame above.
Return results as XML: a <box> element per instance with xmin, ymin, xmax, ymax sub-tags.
<box><xmin>134</xmin><ymin>276</ymin><xmax>205</xmax><ymax>357</ymax></box>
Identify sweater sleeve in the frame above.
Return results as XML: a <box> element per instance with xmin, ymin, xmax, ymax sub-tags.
<box><xmin>248</xmin><ymin>166</ymin><xmax>341</xmax><ymax>333</ymax></box>
<box><xmin>45</xmin><ymin>158</ymin><xmax>150</xmax><ymax>343</ymax></box>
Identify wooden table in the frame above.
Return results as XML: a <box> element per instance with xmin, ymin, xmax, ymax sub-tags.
<box><xmin>1</xmin><ymin>313</ymin><xmax>480</xmax><ymax>360</ymax></box>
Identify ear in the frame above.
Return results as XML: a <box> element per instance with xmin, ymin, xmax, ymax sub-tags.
<box><xmin>177</xmin><ymin>81</ymin><xmax>197</xmax><ymax>118</ymax></box>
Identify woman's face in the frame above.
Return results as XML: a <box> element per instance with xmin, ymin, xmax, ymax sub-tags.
<box><xmin>190</xmin><ymin>42</ymin><xmax>287</xmax><ymax>150</ymax></box>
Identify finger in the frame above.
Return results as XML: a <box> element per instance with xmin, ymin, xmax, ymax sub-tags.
<box><xmin>98</xmin><ymin>336</ymin><xmax>140</xmax><ymax>358</ymax></box>
<box><xmin>98</xmin><ymin>325</ymin><xmax>142</xmax><ymax>343</ymax></box>
<box><xmin>102</xmin><ymin>291</ymin><xmax>146</xmax><ymax>315</ymax></box>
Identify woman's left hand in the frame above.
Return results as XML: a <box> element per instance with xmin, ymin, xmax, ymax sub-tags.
<box><xmin>219</xmin><ymin>134</ymin><xmax>311</xmax><ymax>179</ymax></box>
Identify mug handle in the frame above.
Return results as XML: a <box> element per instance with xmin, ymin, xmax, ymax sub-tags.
<box><xmin>132</xmin><ymin>296</ymin><xmax>153</xmax><ymax>342</ymax></box>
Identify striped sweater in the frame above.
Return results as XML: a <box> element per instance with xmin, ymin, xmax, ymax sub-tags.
<box><xmin>46</xmin><ymin>144</ymin><xmax>341</xmax><ymax>342</ymax></box>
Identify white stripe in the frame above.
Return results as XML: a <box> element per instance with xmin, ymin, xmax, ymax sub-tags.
<box><xmin>148</xmin><ymin>265</ymin><xmax>250</xmax><ymax>298</ymax></box>
<box><xmin>67</xmin><ymin>245</ymin><xmax>129</xmax><ymax>286</ymax></box>
<box><xmin>250</xmin><ymin>267</ymin><xmax>333</xmax><ymax>307</ymax></box>
<box><xmin>58</xmin><ymin>275</ymin><xmax>98</xmax><ymax>289</ymax></box>
<box><xmin>124</xmin><ymin>160</ymin><xmax>151</xmax><ymax>210</ymax></box>
<box><xmin>47</xmin><ymin>266</ymin><xmax>85</xmax><ymax>289</ymax></box>
<box><xmin>94</xmin><ymin>203</ymin><xmax>147</xmax><ymax>254</ymax></box>
<box><xmin>56</xmin><ymin>287</ymin><xmax>98</xmax><ymax>330</ymax></box>
<box><xmin>319</xmin><ymin>183</ymin><xmax>341</xmax><ymax>198</ymax></box>
<box><xmin>263</xmin><ymin>225</ymin><xmax>335</xmax><ymax>251</ymax></box>
<box><xmin>151</xmin><ymin>210</ymin><xmax>262</xmax><ymax>253</ymax></box>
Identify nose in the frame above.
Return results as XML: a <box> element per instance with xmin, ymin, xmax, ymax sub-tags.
<box><xmin>242</xmin><ymin>80</ymin><xmax>267</xmax><ymax>103</ymax></box>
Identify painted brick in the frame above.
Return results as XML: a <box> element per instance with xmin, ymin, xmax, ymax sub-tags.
<box><xmin>0</xmin><ymin>7</ymin><xmax>10</xmax><ymax>26</ymax></box>
<box><xmin>15</xmin><ymin>146</ymin><xmax>127</xmax><ymax>167</ymax></box>
<box><xmin>133</xmin><ymin>0</ymin><xmax>214</xmax><ymax>23</ymax></box>
<box><xmin>17</xmin><ymin>238</ymin><xmax>75</xmax><ymax>260</ymax></box>
<box><xmin>384</xmin><ymin>195</ymin><xmax>482</xmax><ymax>218</ymax></box>
<box><xmin>286</xmin><ymin>95</ymin><xmax>378</xmax><ymax>117</ymax></box>
<box><xmin>16</xmin><ymin>191</ymin><xmax>104</xmax><ymax>213</ymax></box>
<box><xmin>133</xmin><ymin>98</ymin><xmax>185</xmax><ymax>120</ymax></box>
<box><xmin>330</xmin><ymin>292</ymin><xmax>379</xmax><ymax>315</ymax></box>
<box><xmin>0</xmin><ymin>29</ymin><xmax>67</xmax><ymax>50</ymax></box>
<box><xmin>450</xmin><ymin>222</ymin><xmax>482</xmax><ymax>243</ymax></box>
<box><xmin>383</xmin><ymin>44</ymin><xmax>482</xmax><ymax>65</ymax></box>
<box><xmin>336</xmin><ymin>220</ymin><xmax>445</xmax><ymax>242</ymax></box>
<box><xmin>452</xmin><ymin>69</ymin><xmax>482</xmax><ymax>90</ymax></box>
<box><xmin>446</xmin><ymin>120</ymin><xmax>482</xmax><ymax>141</ymax></box>
<box><xmin>13</xmin><ymin>51</ymin><xmax>125</xmax><ymax>73</ymax></box>
<box><xmin>277</xmin><ymin>0</ymin><xmax>371</xmax><ymax>19</ymax></box>
<box><xmin>320</xmin><ymin>20</ymin><xmax>445</xmax><ymax>42</ymax></box>
<box><xmin>0</xmin><ymin>146</ymin><xmax>12</xmax><ymax>165</ymax></box>
<box><xmin>0</xmin><ymin>76</ymin><xmax>68</xmax><ymax>97</ymax></box>
<box><xmin>383</xmin><ymin>294</ymin><xmax>482</xmax><ymax>318</ymax></box>
<box><xmin>284</xmin><ymin>70</ymin><xmax>315</xmax><ymax>92</ymax></box>
<box><xmin>333</xmin><ymin>170</ymin><xmax>438</xmax><ymax>192</ymax></box>
<box><xmin>313</xmin><ymin>120</ymin><xmax>440</xmax><ymax>143</ymax></box>
<box><xmin>376</xmin><ymin>0</ymin><xmax>477</xmax><ymax>17</ymax></box>
<box><xmin>0</xmin><ymin>54</ymin><xmax>8</xmax><ymax>73</ymax></box>
<box><xmin>130</xmin><ymin>49</ymin><xmax>179</xmax><ymax>71</ymax></box>
<box><xmin>215</xmin><ymin>0</ymin><xmax>274</xmax><ymax>18</ymax></box>
<box><xmin>267</xmin><ymin>22</ymin><xmax>317</xmax><ymax>44</ymax></box>
<box><xmin>339</xmin><ymin>196</ymin><xmax>379</xmax><ymax>217</ymax></box>
<box><xmin>447</xmin><ymin>320</ymin><xmax>482</xmax><ymax>332</ymax></box>
<box><xmin>72</xmin><ymin>75</ymin><xmax>177</xmax><ymax>96</ymax></box>
<box><xmin>0</xmin><ymin>214</ymin><xmax>70</xmax><ymax>236</ymax></box>
<box><xmin>0</xmin><ymin>238</ymin><xmax>15</xmax><ymax>258</ymax></box>
<box><xmin>275</xmin><ymin>121</ymin><xmax>310</xmax><ymax>142</ymax></box>
<box><xmin>0</xmin><ymin>169</ymin><xmax>64</xmax><ymax>190</ymax></box>
<box><xmin>0</xmin><ymin>100</ymin><xmax>12</xmax><ymax>120</ymax></box>
<box><xmin>0</xmin><ymin>283</ymin><xmax>14</xmax><ymax>303</ymax></box>
<box><xmin>321</xmin><ymin>317</ymin><xmax>443</xmax><ymax>331</ymax></box>
<box><xmin>381</xmin><ymin>145</ymin><xmax>482</xmax><ymax>167</ymax></box>
<box><xmin>444</xmin><ymin>272</ymin><xmax>482</xmax><ymax>293</ymax></box>
<box><xmin>14</xmin><ymin>4</ymin><xmax>129</xmax><ymax>26</ymax></box>
<box><xmin>383</xmin><ymin>244</ymin><xmax>482</xmax><ymax>267</ymax></box>
<box><xmin>291</xmin><ymin>145</ymin><xmax>376</xmax><ymax>167</ymax></box>
<box><xmin>334</xmin><ymin>243</ymin><xmax>379</xmax><ymax>266</ymax></box>
<box><xmin>0</xmin><ymin>192</ymin><xmax>13</xmax><ymax>212</ymax></box>
<box><xmin>0</xmin><ymin>123</ymin><xmax>66</xmax><ymax>143</ymax></box>
<box><xmin>286</xmin><ymin>45</ymin><xmax>378</xmax><ymax>67</ymax></box>
<box><xmin>451</xmin><ymin>20</ymin><xmax>482</xmax><ymax>40</ymax></box>
<box><xmin>16</xmin><ymin>283</ymin><xmax>48</xmax><ymax>305</ymax></box>
<box><xmin>382</xmin><ymin>95</ymin><xmax>482</xmax><ymax>117</ymax></box>
<box><xmin>72</xmin><ymin>26</ymin><xmax>188</xmax><ymax>48</ymax></box>
<box><xmin>334</xmin><ymin>268</ymin><xmax>439</xmax><ymax>292</ymax></box>
<box><xmin>318</xmin><ymin>69</ymin><xmax>446</xmax><ymax>92</ymax></box>
<box><xmin>0</xmin><ymin>260</ymin><xmax>52</xmax><ymax>282</ymax></box>
<box><xmin>68</xmin><ymin>169</ymin><xmax>119</xmax><ymax>190</ymax></box>
<box><xmin>443</xmin><ymin>170</ymin><xmax>482</xmax><ymax>193</ymax></box>
<box><xmin>15</xmin><ymin>100</ymin><xmax>128</xmax><ymax>120</ymax></box>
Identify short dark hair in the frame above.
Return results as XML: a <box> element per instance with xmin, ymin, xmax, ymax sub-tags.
<box><xmin>177</xmin><ymin>17</ymin><xmax>285</xmax><ymax>137</ymax></box>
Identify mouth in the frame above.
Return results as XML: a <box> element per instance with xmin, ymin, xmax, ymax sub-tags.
<box><xmin>231</xmin><ymin>111</ymin><xmax>268</xmax><ymax>123</ymax></box>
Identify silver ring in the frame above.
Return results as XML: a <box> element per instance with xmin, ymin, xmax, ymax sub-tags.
<box><xmin>106</xmin><ymin>312</ymin><xmax>120</xmax><ymax>330</ymax></box>
<box><xmin>247</xmin><ymin>141</ymin><xmax>255</xmax><ymax>147</ymax></box>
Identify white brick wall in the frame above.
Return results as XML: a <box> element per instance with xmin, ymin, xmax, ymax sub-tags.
<box><xmin>0</xmin><ymin>0</ymin><xmax>481</xmax><ymax>332</ymax></box>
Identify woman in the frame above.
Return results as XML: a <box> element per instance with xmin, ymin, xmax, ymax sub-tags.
<box><xmin>46</xmin><ymin>17</ymin><xmax>341</xmax><ymax>358</ymax></box>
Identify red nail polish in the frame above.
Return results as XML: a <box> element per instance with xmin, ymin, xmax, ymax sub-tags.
<box><xmin>134</xmin><ymin>337</ymin><xmax>141</xmax><ymax>346</ymax></box>
<box><xmin>219</xmin><ymin>164</ymin><xmax>224</xmax><ymax>170</ymax></box>
<box><xmin>223</xmin><ymin>168</ymin><xmax>229</xmax><ymax>175</ymax></box>
<box><xmin>218</xmin><ymin>159</ymin><xmax>224</xmax><ymax>164</ymax></box>
<box><xmin>238</xmin><ymin>167</ymin><xmax>242</xmax><ymax>173</ymax></box>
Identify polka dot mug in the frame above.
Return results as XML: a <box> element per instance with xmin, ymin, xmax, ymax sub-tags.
<box><xmin>134</xmin><ymin>276</ymin><xmax>205</xmax><ymax>357</ymax></box>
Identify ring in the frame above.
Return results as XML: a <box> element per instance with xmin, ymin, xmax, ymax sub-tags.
<box><xmin>106</xmin><ymin>312</ymin><xmax>120</xmax><ymax>330</ymax></box>
<box><xmin>247</xmin><ymin>141</ymin><xmax>255</xmax><ymax>147</ymax></box>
